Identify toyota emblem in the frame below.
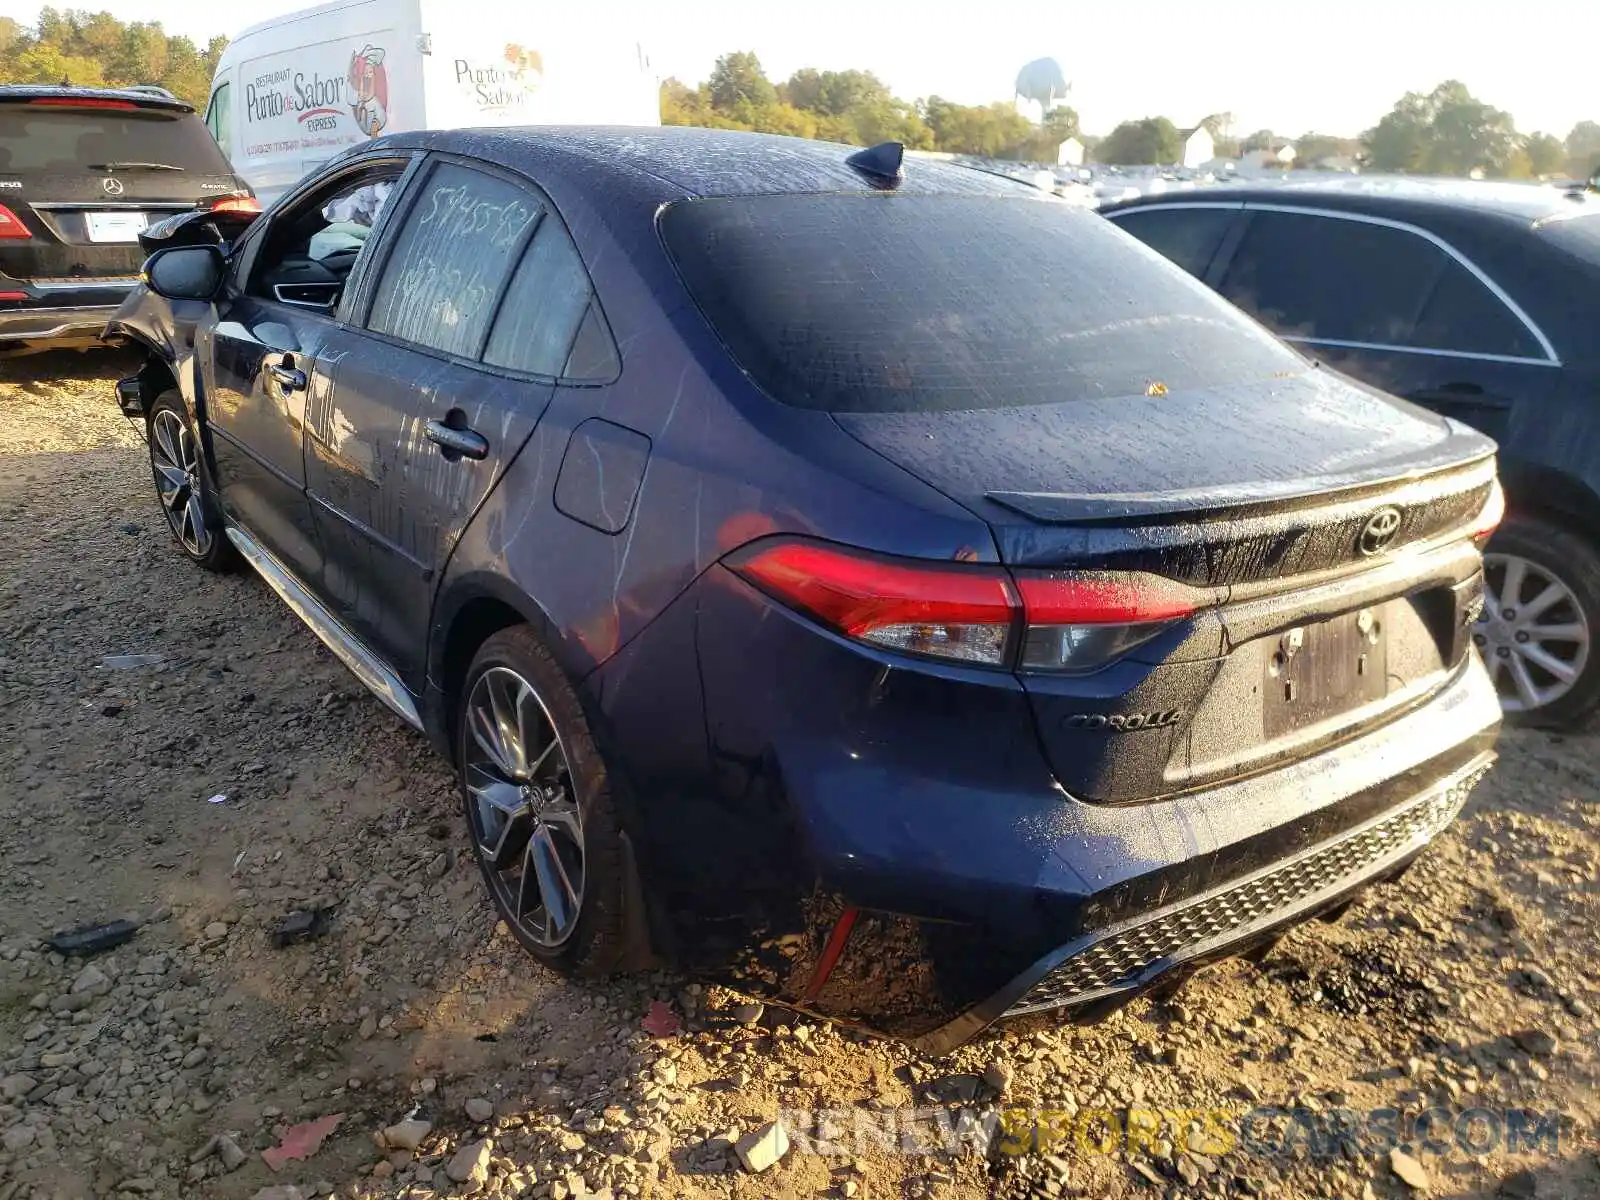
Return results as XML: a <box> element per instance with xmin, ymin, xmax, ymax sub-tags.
<box><xmin>1358</xmin><ymin>507</ymin><xmax>1403</xmax><ymax>556</ymax></box>
<box><xmin>101</xmin><ymin>177</ymin><xmax>124</xmax><ymax>196</ymax></box>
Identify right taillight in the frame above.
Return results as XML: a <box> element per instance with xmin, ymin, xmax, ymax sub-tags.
<box><xmin>0</xmin><ymin>204</ymin><xmax>30</xmax><ymax>240</ymax></box>
<box><xmin>1471</xmin><ymin>479</ymin><xmax>1505</xmax><ymax>545</ymax></box>
<box><xmin>728</xmin><ymin>538</ymin><xmax>1214</xmax><ymax>673</ymax></box>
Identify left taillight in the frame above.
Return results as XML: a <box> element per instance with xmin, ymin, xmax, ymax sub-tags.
<box><xmin>1471</xmin><ymin>479</ymin><xmax>1505</xmax><ymax>545</ymax></box>
<box><xmin>0</xmin><ymin>204</ymin><xmax>30</xmax><ymax>240</ymax></box>
<box><xmin>728</xmin><ymin>538</ymin><xmax>1214</xmax><ymax>673</ymax></box>
<box><xmin>207</xmin><ymin>193</ymin><xmax>261</xmax><ymax>215</ymax></box>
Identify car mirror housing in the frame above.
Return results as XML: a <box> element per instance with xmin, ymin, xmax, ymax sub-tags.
<box><xmin>143</xmin><ymin>245</ymin><xmax>225</xmax><ymax>302</ymax></box>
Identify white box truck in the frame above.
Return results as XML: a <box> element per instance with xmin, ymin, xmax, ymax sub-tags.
<box><xmin>203</xmin><ymin>0</ymin><xmax>660</xmax><ymax>205</ymax></box>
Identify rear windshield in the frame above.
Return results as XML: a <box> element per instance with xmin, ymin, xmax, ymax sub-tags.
<box><xmin>659</xmin><ymin>193</ymin><xmax>1305</xmax><ymax>413</ymax></box>
<box><xmin>0</xmin><ymin>107</ymin><xmax>232</xmax><ymax>174</ymax></box>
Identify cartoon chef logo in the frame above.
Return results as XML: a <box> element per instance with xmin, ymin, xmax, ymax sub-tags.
<box><xmin>347</xmin><ymin>45</ymin><xmax>389</xmax><ymax>137</ymax></box>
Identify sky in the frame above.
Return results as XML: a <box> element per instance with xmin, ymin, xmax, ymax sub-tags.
<box><xmin>12</xmin><ymin>0</ymin><xmax>1598</xmax><ymax>139</ymax></box>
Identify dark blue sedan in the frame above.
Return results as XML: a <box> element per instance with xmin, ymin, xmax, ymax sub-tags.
<box><xmin>108</xmin><ymin>128</ymin><xmax>1502</xmax><ymax>1051</ymax></box>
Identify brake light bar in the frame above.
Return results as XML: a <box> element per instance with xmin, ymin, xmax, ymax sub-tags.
<box><xmin>28</xmin><ymin>97</ymin><xmax>139</xmax><ymax>110</ymax></box>
<box><xmin>729</xmin><ymin>538</ymin><xmax>1213</xmax><ymax>673</ymax></box>
<box><xmin>207</xmin><ymin>193</ymin><xmax>262</xmax><ymax>215</ymax></box>
<box><xmin>0</xmin><ymin>204</ymin><xmax>28</xmax><ymax>240</ymax></box>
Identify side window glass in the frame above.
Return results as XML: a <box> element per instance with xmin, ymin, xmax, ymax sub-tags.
<box><xmin>248</xmin><ymin>166</ymin><xmax>405</xmax><ymax>312</ymax></box>
<box><xmin>367</xmin><ymin>163</ymin><xmax>539</xmax><ymax>358</ymax></box>
<box><xmin>1412</xmin><ymin>259</ymin><xmax>1542</xmax><ymax>358</ymax></box>
<box><xmin>205</xmin><ymin>83</ymin><xmax>231</xmax><ymax>157</ymax></box>
<box><xmin>1219</xmin><ymin>211</ymin><xmax>1447</xmax><ymax>345</ymax></box>
<box><xmin>1109</xmin><ymin>207</ymin><xmax>1233</xmax><ymax>278</ymax></box>
<box><xmin>483</xmin><ymin>219</ymin><xmax>618</xmax><ymax>380</ymax></box>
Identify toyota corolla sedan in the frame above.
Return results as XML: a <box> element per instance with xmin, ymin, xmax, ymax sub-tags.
<box><xmin>106</xmin><ymin>128</ymin><xmax>1501</xmax><ymax>1052</ymax></box>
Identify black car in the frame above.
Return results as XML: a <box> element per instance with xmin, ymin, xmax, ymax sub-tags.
<box><xmin>0</xmin><ymin>85</ymin><xmax>256</xmax><ymax>353</ymax></box>
<box><xmin>1102</xmin><ymin>180</ymin><xmax>1600</xmax><ymax>726</ymax></box>
<box><xmin>107</xmin><ymin>129</ymin><xmax>1500</xmax><ymax>1051</ymax></box>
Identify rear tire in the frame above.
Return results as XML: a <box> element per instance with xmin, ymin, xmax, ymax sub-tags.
<box><xmin>457</xmin><ymin>625</ymin><xmax>627</xmax><ymax>976</ymax></box>
<box><xmin>146</xmin><ymin>390</ymin><xmax>236</xmax><ymax>572</ymax></box>
<box><xmin>1479</xmin><ymin>512</ymin><xmax>1600</xmax><ymax>728</ymax></box>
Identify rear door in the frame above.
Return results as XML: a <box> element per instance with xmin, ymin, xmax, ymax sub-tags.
<box><xmin>1210</xmin><ymin>206</ymin><xmax>1563</xmax><ymax>445</ymax></box>
<box><xmin>304</xmin><ymin>155</ymin><xmax>614</xmax><ymax>687</ymax></box>
<box><xmin>203</xmin><ymin>154</ymin><xmax>418</xmax><ymax>586</ymax></box>
<box><xmin>0</xmin><ymin>93</ymin><xmax>242</xmax><ymax>290</ymax></box>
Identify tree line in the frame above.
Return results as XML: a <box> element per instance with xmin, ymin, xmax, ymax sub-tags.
<box><xmin>662</xmin><ymin>51</ymin><xmax>1079</xmax><ymax>161</ymax></box>
<box><xmin>673</xmin><ymin>53</ymin><xmax>1598</xmax><ymax>181</ymax></box>
<box><xmin>0</xmin><ymin>8</ymin><xmax>224</xmax><ymax>108</ymax></box>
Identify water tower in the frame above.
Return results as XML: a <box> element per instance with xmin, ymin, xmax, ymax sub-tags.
<box><xmin>1014</xmin><ymin>57</ymin><xmax>1070</xmax><ymax>120</ymax></box>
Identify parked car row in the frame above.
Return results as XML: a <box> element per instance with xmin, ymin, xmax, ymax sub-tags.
<box><xmin>101</xmin><ymin>126</ymin><xmax>1505</xmax><ymax>1050</ymax></box>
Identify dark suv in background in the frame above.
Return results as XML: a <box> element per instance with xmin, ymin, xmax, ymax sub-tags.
<box><xmin>0</xmin><ymin>85</ymin><xmax>255</xmax><ymax>353</ymax></box>
<box><xmin>1103</xmin><ymin>182</ymin><xmax>1600</xmax><ymax>726</ymax></box>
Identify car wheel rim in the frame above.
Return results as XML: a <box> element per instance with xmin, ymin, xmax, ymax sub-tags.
<box><xmin>463</xmin><ymin>665</ymin><xmax>584</xmax><ymax>948</ymax></box>
<box><xmin>150</xmin><ymin>409</ymin><xmax>210</xmax><ymax>557</ymax></box>
<box><xmin>1476</xmin><ymin>551</ymin><xmax>1590</xmax><ymax>712</ymax></box>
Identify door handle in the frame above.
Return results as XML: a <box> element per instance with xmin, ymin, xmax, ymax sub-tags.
<box><xmin>269</xmin><ymin>363</ymin><xmax>307</xmax><ymax>391</ymax></box>
<box><xmin>425</xmin><ymin>417</ymin><xmax>489</xmax><ymax>461</ymax></box>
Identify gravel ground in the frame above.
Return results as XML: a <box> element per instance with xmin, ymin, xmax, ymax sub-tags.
<box><xmin>1</xmin><ymin>350</ymin><xmax>1597</xmax><ymax>1200</ymax></box>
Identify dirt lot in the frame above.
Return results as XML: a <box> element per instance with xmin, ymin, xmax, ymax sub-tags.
<box><xmin>0</xmin><ymin>350</ymin><xmax>1597</xmax><ymax>1200</ymax></box>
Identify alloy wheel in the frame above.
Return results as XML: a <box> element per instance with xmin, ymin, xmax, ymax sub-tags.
<box><xmin>1476</xmin><ymin>551</ymin><xmax>1591</xmax><ymax>713</ymax></box>
<box><xmin>150</xmin><ymin>409</ymin><xmax>212</xmax><ymax>558</ymax></box>
<box><xmin>462</xmin><ymin>666</ymin><xmax>585</xmax><ymax>948</ymax></box>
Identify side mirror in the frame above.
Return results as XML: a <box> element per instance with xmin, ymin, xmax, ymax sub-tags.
<box><xmin>143</xmin><ymin>245</ymin><xmax>226</xmax><ymax>301</ymax></box>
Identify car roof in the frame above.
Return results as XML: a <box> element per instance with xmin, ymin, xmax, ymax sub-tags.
<box><xmin>1101</xmin><ymin>175</ymin><xmax>1596</xmax><ymax>229</ymax></box>
<box><xmin>388</xmin><ymin>125</ymin><xmax>1047</xmax><ymax>201</ymax></box>
<box><xmin>0</xmin><ymin>84</ymin><xmax>193</xmax><ymax>114</ymax></box>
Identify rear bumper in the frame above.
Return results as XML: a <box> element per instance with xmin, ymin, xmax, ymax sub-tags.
<box><xmin>914</xmin><ymin>748</ymin><xmax>1493</xmax><ymax>1053</ymax></box>
<box><xmin>590</xmin><ymin>566</ymin><xmax>1503</xmax><ymax>1050</ymax></box>
<box><xmin>0</xmin><ymin>280</ymin><xmax>137</xmax><ymax>344</ymax></box>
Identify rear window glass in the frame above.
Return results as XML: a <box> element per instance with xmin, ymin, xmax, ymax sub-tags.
<box><xmin>1108</xmin><ymin>206</ymin><xmax>1235</xmax><ymax>278</ymax></box>
<box><xmin>659</xmin><ymin>194</ymin><xmax>1304</xmax><ymax>413</ymax></box>
<box><xmin>0</xmin><ymin>107</ymin><xmax>233</xmax><ymax>174</ymax></box>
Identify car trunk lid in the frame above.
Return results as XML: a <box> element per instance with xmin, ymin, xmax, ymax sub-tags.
<box><xmin>837</xmin><ymin>374</ymin><xmax>1498</xmax><ymax>804</ymax></box>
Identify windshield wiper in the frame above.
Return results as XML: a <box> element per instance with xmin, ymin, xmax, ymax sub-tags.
<box><xmin>87</xmin><ymin>161</ymin><xmax>185</xmax><ymax>172</ymax></box>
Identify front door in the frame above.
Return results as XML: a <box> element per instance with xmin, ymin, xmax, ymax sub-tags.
<box><xmin>304</xmin><ymin>156</ymin><xmax>608</xmax><ymax>689</ymax></box>
<box><xmin>202</xmin><ymin>155</ymin><xmax>417</xmax><ymax>583</ymax></box>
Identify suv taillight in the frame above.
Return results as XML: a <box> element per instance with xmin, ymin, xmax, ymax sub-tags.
<box><xmin>729</xmin><ymin>538</ymin><xmax>1215</xmax><ymax>673</ymax></box>
<box><xmin>0</xmin><ymin>204</ymin><xmax>29</xmax><ymax>240</ymax></box>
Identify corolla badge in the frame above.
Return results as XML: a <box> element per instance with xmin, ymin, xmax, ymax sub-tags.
<box><xmin>1066</xmin><ymin>710</ymin><xmax>1184</xmax><ymax>732</ymax></box>
<box><xmin>1358</xmin><ymin>506</ymin><xmax>1403</xmax><ymax>556</ymax></box>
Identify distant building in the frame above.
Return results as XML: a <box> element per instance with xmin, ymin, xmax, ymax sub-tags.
<box><xmin>1239</xmin><ymin>144</ymin><xmax>1296</xmax><ymax>171</ymax></box>
<box><xmin>1175</xmin><ymin>126</ymin><xmax>1215</xmax><ymax>169</ymax></box>
<box><xmin>1056</xmin><ymin>136</ymin><xmax>1085</xmax><ymax>167</ymax></box>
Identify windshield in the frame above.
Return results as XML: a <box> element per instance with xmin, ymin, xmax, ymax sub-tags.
<box><xmin>0</xmin><ymin>107</ymin><xmax>233</xmax><ymax>174</ymax></box>
<box><xmin>660</xmin><ymin>193</ymin><xmax>1307</xmax><ymax>414</ymax></box>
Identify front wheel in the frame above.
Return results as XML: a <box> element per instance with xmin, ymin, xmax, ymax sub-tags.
<box><xmin>457</xmin><ymin>625</ymin><xmax>627</xmax><ymax>975</ymax></box>
<box><xmin>1476</xmin><ymin>513</ymin><xmax>1600</xmax><ymax>727</ymax></box>
<box><xmin>147</xmin><ymin>391</ymin><xmax>236</xmax><ymax>572</ymax></box>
